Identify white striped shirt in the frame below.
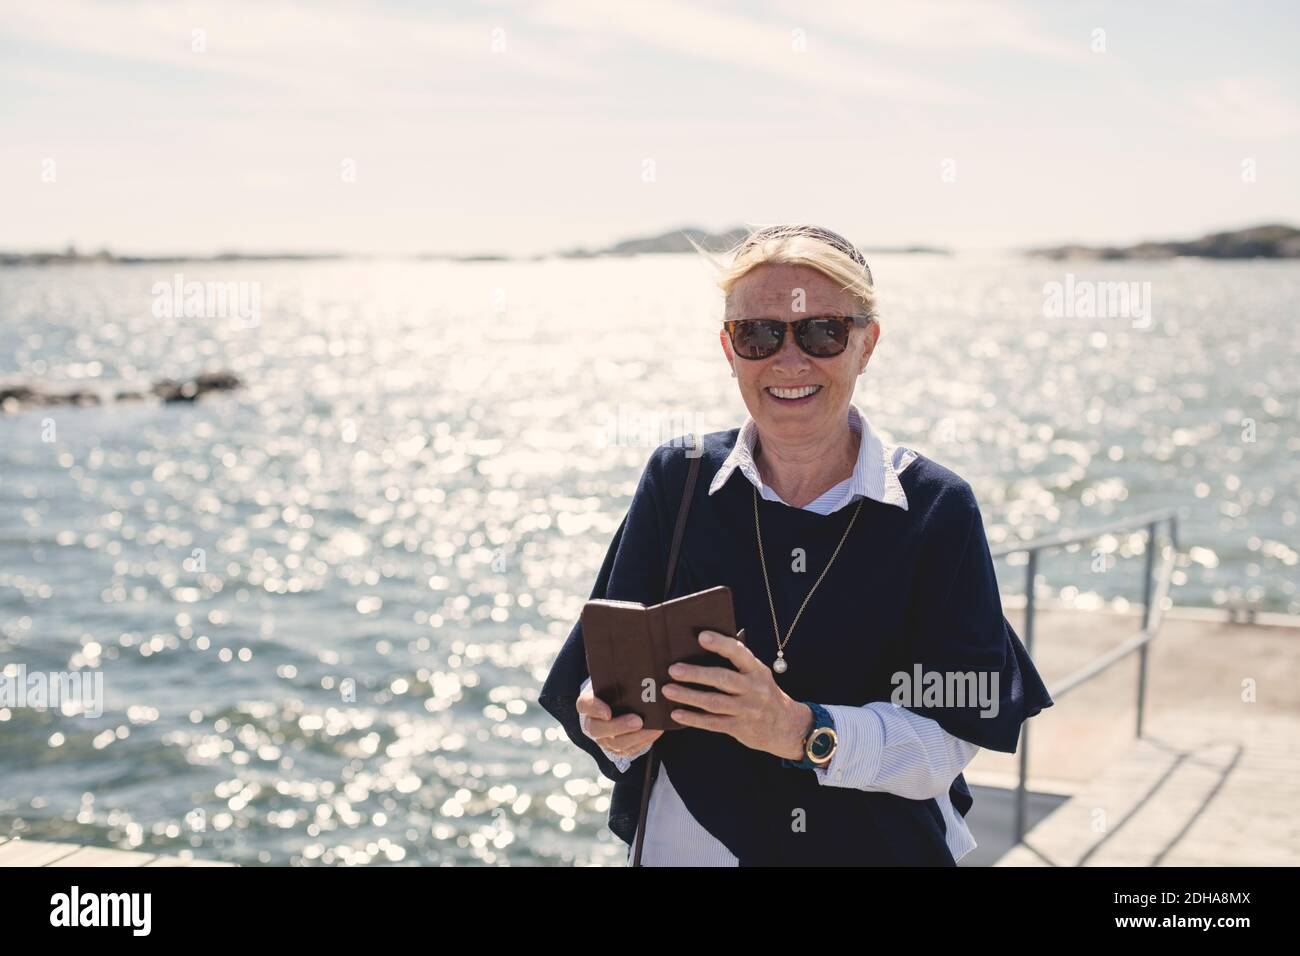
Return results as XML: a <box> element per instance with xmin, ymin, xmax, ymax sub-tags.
<box><xmin>580</xmin><ymin>402</ymin><xmax>979</xmax><ymax>864</ymax></box>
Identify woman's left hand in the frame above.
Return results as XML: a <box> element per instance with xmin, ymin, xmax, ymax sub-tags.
<box><xmin>663</xmin><ymin>630</ymin><xmax>814</xmax><ymax>761</ymax></box>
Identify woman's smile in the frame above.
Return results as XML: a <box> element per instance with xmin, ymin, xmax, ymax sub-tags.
<box><xmin>765</xmin><ymin>384</ymin><xmax>823</xmax><ymax>406</ymax></box>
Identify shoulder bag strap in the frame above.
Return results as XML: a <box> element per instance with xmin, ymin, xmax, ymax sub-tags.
<box><xmin>632</xmin><ymin>441</ymin><xmax>702</xmax><ymax>867</ymax></box>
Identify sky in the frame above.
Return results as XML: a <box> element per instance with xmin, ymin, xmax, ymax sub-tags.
<box><xmin>2</xmin><ymin>0</ymin><xmax>1298</xmax><ymax>257</ymax></box>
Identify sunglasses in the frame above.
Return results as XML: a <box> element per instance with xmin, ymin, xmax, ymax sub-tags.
<box><xmin>723</xmin><ymin>315</ymin><xmax>870</xmax><ymax>360</ymax></box>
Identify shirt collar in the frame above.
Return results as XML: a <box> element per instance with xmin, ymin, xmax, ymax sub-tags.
<box><xmin>709</xmin><ymin>402</ymin><xmax>911</xmax><ymax>511</ymax></box>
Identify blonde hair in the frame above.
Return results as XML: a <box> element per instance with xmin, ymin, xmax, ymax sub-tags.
<box><xmin>689</xmin><ymin>223</ymin><xmax>877</xmax><ymax>322</ymax></box>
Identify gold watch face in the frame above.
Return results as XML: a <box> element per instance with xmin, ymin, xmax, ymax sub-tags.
<box><xmin>806</xmin><ymin>726</ymin><xmax>837</xmax><ymax>766</ymax></box>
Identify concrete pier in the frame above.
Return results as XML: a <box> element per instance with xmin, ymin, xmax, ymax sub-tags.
<box><xmin>0</xmin><ymin>837</ymin><xmax>235</xmax><ymax>867</ymax></box>
<box><xmin>984</xmin><ymin>604</ymin><xmax>1300</xmax><ymax>866</ymax></box>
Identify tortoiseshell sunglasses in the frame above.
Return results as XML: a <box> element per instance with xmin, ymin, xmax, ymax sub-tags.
<box><xmin>723</xmin><ymin>315</ymin><xmax>871</xmax><ymax>360</ymax></box>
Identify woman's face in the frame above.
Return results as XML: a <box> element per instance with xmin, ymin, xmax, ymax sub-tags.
<box><xmin>720</xmin><ymin>263</ymin><xmax>879</xmax><ymax>444</ymax></box>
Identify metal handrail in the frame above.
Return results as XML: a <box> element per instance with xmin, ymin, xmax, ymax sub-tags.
<box><xmin>994</xmin><ymin>510</ymin><xmax>1181</xmax><ymax>844</ymax></box>
<box><xmin>1049</xmin><ymin>546</ymin><xmax>1175</xmax><ymax>702</ymax></box>
<box><xmin>990</xmin><ymin>508</ymin><xmax>1181</xmax><ymax>559</ymax></box>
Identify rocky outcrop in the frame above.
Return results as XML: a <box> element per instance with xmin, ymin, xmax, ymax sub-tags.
<box><xmin>1029</xmin><ymin>224</ymin><xmax>1300</xmax><ymax>261</ymax></box>
<box><xmin>147</xmin><ymin>371</ymin><xmax>242</xmax><ymax>403</ymax></box>
<box><xmin>1</xmin><ymin>372</ymin><xmax>241</xmax><ymax>413</ymax></box>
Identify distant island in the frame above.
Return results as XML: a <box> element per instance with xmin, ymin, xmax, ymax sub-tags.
<box><xmin>2</xmin><ymin>229</ymin><xmax>949</xmax><ymax>266</ymax></box>
<box><xmin>10</xmin><ymin>226</ymin><xmax>1300</xmax><ymax>266</ymax></box>
<box><xmin>1029</xmin><ymin>224</ymin><xmax>1300</xmax><ymax>261</ymax></box>
<box><xmin>553</xmin><ymin>226</ymin><xmax>749</xmax><ymax>258</ymax></box>
<box><xmin>0</xmin><ymin>246</ymin><xmax>350</xmax><ymax>266</ymax></box>
<box><xmin>0</xmin><ymin>245</ymin><xmax>503</xmax><ymax>266</ymax></box>
<box><xmin>551</xmin><ymin>226</ymin><xmax>948</xmax><ymax>259</ymax></box>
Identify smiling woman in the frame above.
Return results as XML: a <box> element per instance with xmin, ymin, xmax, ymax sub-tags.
<box><xmin>538</xmin><ymin>223</ymin><xmax>1053</xmax><ymax>866</ymax></box>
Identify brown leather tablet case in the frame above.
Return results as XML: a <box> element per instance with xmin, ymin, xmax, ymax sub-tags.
<box><xmin>582</xmin><ymin>585</ymin><xmax>746</xmax><ymax>731</ymax></box>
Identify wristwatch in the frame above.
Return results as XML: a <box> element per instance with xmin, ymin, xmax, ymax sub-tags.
<box><xmin>781</xmin><ymin>701</ymin><xmax>837</xmax><ymax>771</ymax></box>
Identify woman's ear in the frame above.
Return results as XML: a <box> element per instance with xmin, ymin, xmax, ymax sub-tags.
<box><xmin>719</xmin><ymin>327</ymin><xmax>737</xmax><ymax>376</ymax></box>
<box><xmin>858</xmin><ymin>322</ymin><xmax>879</xmax><ymax>374</ymax></box>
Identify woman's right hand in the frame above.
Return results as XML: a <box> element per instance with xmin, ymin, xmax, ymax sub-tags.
<box><xmin>577</xmin><ymin>682</ymin><xmax>663</xmax><ymax>757</ymax></box>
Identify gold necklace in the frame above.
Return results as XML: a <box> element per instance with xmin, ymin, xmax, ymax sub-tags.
<box><xmin>753</xmin><ymin>484</ymin><xmax>864</xmax><ymax>674</ymax></box>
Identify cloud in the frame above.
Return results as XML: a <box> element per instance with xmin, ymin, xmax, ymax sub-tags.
<box><xmin>0</xmin><ymin>0</ymin><xmax>600</xmax><ymax>103</ymax></box>
<box><xmin>0</xmin><ymin>0</ymin><xmax>1085</xmax><ymax>117</ymax></box>
<box><xmin>527</xmin><ymin>0</ymin><xmax>984</xmax><ymax>106</ymax></box>
<box><xmin>773</xmin><ymin>0</ymin><xmax>1085</xmax><ymax>59</ymax></box>
<box><xmin>1186</xmin><ymin>76</ymin><xmax>1300</xmax><ymax>141</ymax></box>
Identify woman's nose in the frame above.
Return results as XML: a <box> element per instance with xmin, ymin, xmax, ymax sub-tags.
<box><xmin>769</xmin><ymin>329</ymin><xmax>810</xmax><ymax>370</ymax></box>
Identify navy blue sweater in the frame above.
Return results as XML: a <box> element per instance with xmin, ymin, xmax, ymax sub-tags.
<box><xmin>539</xmin><ymin>429</ymin><xmax>1053</xmax><ymax>865</ymax></box>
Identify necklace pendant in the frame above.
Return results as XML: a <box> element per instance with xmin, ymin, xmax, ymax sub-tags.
<box><xmin>772</xmin><ymin>655</ymin><xmax>788</xmax><ymax>674</ymax></box>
